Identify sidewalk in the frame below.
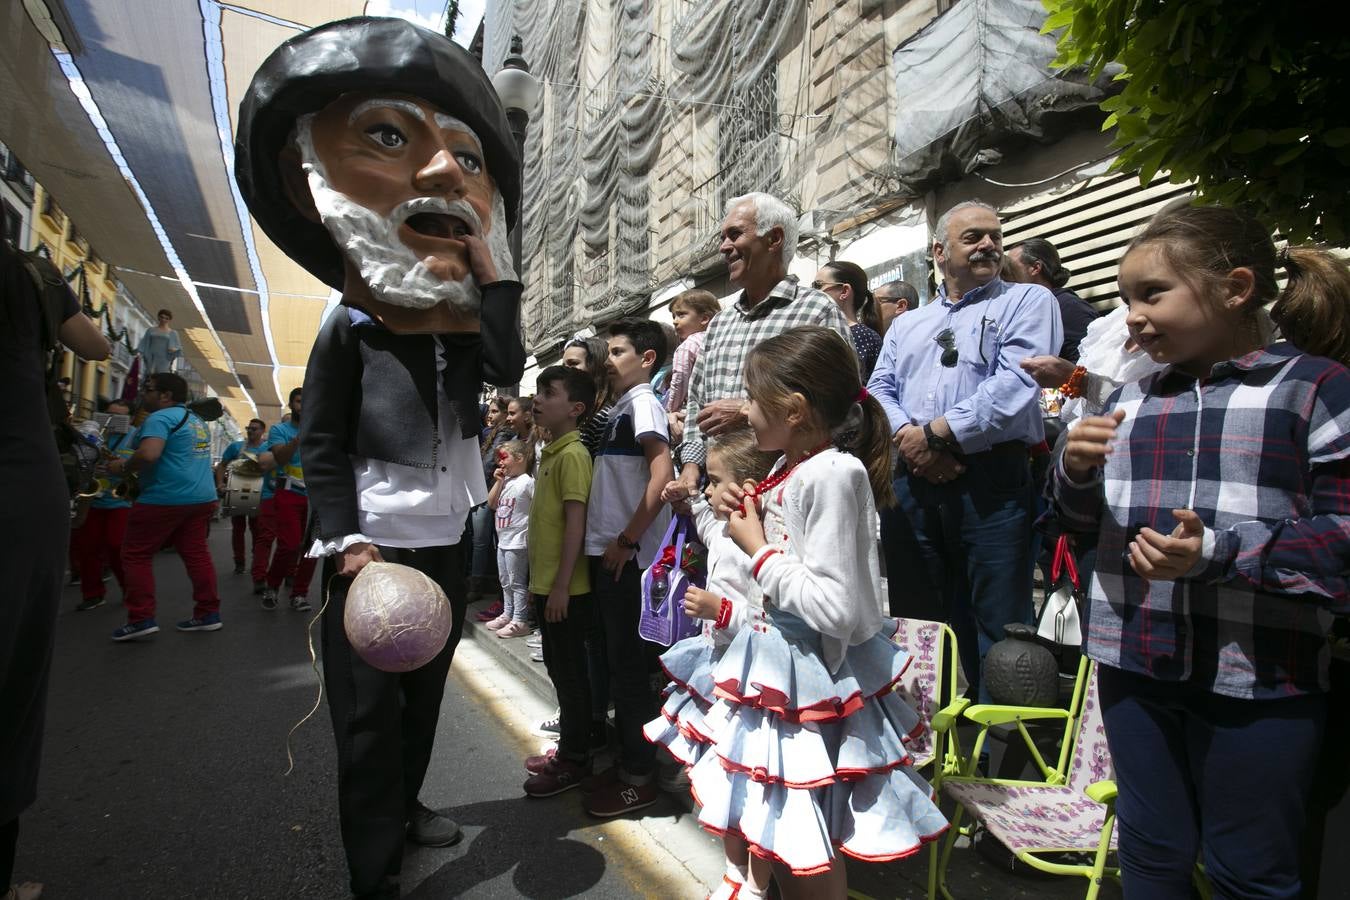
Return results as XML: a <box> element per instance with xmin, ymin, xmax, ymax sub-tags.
<box><xmin>460</xmin><ymin>595</ymin><xmax>1118</xmax><ymax>899</ymax></box>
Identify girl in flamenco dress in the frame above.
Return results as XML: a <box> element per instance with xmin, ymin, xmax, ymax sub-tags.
<box><xmin>650</xmin><ymin>325</ymin><xmax>948</xmax><ymax>900</ymax></box>
<box><xmin>646</xmin><ymin>427</ymin><xmax>779</xmax><ymax>781</ymax></box>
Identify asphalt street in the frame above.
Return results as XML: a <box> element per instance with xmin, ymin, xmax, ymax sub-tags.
<box><xmin>14</xmin><ymin>520</ymin><xmax>1124</xmax><ymax>899</ymax></box>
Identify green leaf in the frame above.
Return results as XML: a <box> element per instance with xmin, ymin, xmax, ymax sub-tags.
<box><xmin>1245</xmin><ymin>65</ymin><xmax>1272</xmax><ymax>92</ymax></box>
<box><xmin>1324</xmin><ymin>127</ymin><xmax>1350</xmax><ymax>148</ymax></box>
<box><xmin>1230</xmin><ymin>130</ymin><xmax>1269</xmax><ymax>153</ymax></box>
<box><xmin>1272</xmin><ymin>143</ymin><xmax>1308</xmax><ymax>166</ymax></box>
<box><xmin>1268</xmin><ymin>128</ymin><xmax>1306</xmax><ymax>144</ymax></box>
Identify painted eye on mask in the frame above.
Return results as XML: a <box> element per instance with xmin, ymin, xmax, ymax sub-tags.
<box><xmin>454</xmin><ymin>151</ymin><xmax>482</xmax><ymax>175</ymax></box>
<box><xmin>366</xmin><ymin>124</ymin><xmax>407</xmax><ymax>148</ymax></box>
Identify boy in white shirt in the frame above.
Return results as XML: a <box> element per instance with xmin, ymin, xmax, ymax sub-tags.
<box><xmin>582</xmin><ymin>318</ymin><xmax>674</xmax><ymax>817</ymax></box>
<box><xmin>486</xmin><ymin>440</ymin><xmax>534</xmax><ymax>637</ymax></box>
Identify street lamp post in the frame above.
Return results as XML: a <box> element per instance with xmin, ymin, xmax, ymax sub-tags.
<box><xmin>491</xmin><ymin>35</ymin><xmax>540</xmax><ymax>276</ymax></box>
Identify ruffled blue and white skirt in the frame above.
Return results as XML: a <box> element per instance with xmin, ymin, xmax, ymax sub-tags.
<box><xmin>644</xmin><ymin>609</ymin><xmax>948</xmax><ymax>875</ymax></box>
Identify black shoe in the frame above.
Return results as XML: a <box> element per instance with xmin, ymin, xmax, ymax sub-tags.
<box><xmin>261</xmin><ymin>587</ymin><xmax>278</xmax><ymax>611</ymax></box>
<box><xmin>76</xmin><ymin>596</ymin><xmax>106</xmax><ymax>612</ymax></box>
<box><xmin>252</xmin><ymin>580</ymin><xmax>266</xmax><ymax>595</ymax></box>
<box><xmin>234</xmin><ymin>562</ymin><xmax>246</xmax><ymax>575</ymax></box>
<box><xmin>406</xmin><ymin>802</ymin><xmax>462</xmax><ymax>847</ymax></box>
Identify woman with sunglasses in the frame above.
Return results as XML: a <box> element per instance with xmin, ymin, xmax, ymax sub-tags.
<box><xmin>813</xmin><ymin>261</ymin><xmax>884</xmax><ymax>380</ymax></box>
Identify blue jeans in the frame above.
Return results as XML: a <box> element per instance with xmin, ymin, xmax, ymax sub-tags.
<box><xmin>881</xmin><ymin>442</ymin><xmax>1034</xmax><ymax>701</ymax></box>
<box><xmin>1100</xmin><ymin>666</ymin><xmax>1325</xmax><ymax>899</ymax></box>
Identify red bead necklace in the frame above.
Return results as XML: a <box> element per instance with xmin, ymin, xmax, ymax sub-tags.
<box><xmin>749</xmin><ymin>440</ymin><xmax>834</xmax><ymax>499</ymax></box>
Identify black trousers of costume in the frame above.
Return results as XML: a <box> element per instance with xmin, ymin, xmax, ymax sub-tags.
<box><xmin>320</xmin><ymin>542</ymin><xmax>468</xmax><ymax>899</ymax></box>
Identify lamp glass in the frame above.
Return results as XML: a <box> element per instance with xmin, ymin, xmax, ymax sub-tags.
<box><xmin>492</xmin><ymin>66</ymin><xmax>540</xmax><ymax>113</ymax></box>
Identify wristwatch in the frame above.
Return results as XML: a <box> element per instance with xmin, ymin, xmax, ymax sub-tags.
<box><xmin>923</xmin><ymin>422</ymin><xmax>960</xmax><ymax>456</ymax></box>
<box><xmin>617</xmin><ymin>532</ymin><xmax>640</xmax><ymax>552</ymax></box>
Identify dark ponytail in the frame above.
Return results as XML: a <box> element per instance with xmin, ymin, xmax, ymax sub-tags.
<box><xmin>823</xmin><ymin>260</ymin><xmax>885</xmax><ymax>336</ymax></box>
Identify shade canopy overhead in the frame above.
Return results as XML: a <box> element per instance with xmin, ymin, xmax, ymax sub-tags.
<box><xmin>1</xmin><ymin>0</ymin><xmax>376</xmax><ymax>426</ymax></box>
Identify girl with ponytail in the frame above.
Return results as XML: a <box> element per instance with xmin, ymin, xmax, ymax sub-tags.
<box><xmin>668</xmin><ymin>325</ymin><xmax>944</xmax><ymax>897</ymax></box>
<box><xmin>1055</xmin><ymin>202</ymin><xmax>1350</xmax><ymax>899</ymax></box>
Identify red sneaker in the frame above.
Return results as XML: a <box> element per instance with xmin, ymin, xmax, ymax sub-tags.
<box><xmin>524</xmin><ymin>747</ymin><xmax>558</xmax><ymax>774</ymax></box>
<box><xmin>474</xmin><ymin>601</ymin><xmax>504</xmax><ymax>622</ymax></box>
<box><xmin>584</xmin><ymin>777</ymin><xmax>658</xmax><ymax>817</ymax></box>
<box><xmin>523</xmin><ymin>756</ymin><xmax>587</xmax><ymax>797</ymax></box>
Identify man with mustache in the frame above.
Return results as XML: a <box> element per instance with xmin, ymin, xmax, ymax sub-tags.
<box><xmin>866</xmin><ymin>200</ymin><xmax>1061</xmax><ymax>701</ymax></box>
<box><xmin>235</xmin><ymin>18</ymin><xmax>524</xmax><ymax>900</ymax></box>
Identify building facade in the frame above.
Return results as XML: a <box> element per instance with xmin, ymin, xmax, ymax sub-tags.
<box><xmin>482</xmin><ymin>0</ymin><xmax>1176</xmax><ymax>366</ymax></box>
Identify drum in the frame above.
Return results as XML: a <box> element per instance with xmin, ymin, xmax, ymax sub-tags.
<box><xmin>222</xmin><ymin>462</ymin><xmax>265</xmax><ymax>516</ymax></box>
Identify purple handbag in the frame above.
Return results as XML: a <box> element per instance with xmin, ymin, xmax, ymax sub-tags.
<box><xmin>638</xmin><ymin>514</ymin><xmax>707</xmax><ymax>646</ymax></box>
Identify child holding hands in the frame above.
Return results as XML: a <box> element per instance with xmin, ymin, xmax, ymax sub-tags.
<box><xmin>677</xmin><ymin>326</ymin><xmax>946</xmax><ymax>899</ymax></box>
<box><xmin>1053</xmin><ymin>204</ymin><xmax>1350</xmax><ymax>899</ymax></box>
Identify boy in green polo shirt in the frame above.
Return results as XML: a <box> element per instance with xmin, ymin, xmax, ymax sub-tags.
<box><xmin>523</xmin><ymin>366</ymin><xmax>597</xmax><ymax>798</ymax></box>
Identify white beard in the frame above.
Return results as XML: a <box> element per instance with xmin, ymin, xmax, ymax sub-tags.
<box><xmin>294</xmin><ymin>116</ymin><xmax>516</xmax><ymax>312</ymax></box>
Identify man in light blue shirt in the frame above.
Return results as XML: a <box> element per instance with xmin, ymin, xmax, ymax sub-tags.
<box><xmin>867</xmin><ymin>200</ymin><xmax>1061</xmax><ymax>699</ymax></box>
<box><xmin>216</xmin><ymin>418</ymin><xmax>269</xmax><ymax>576</ymax></box>
<box><xmin>106</xmin><ymin>373</ymin><xmax>221</xmax><ymax>640</ymax></box>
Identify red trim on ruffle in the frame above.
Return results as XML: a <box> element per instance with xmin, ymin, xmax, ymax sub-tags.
<box><xmin>688</xmin><ymin>783</ymin><xmax>950</xmax><ymax>877</ymax></box>
<box><xmin>658</xmin><ymin>705</ymin><xmax>717</xmax><ymax>745</ymax></box>
<box><xmin>713</xmin><ymin>752</ymin><xmax>914</xmax><ymax>789</ymax></box>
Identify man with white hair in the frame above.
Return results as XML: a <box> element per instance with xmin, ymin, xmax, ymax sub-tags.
<box><xmin>673</xmin><ymin>192</ymin><xmax>851</xmax><ymax>495</ymax></box>
<box><xmin>235</xmin><ymin>18</ymin><xmax>525</xmax><ymax>900</ymax></box>
<box><xmin>867</xmin><ymin>200</ymin><xmax>1060</xmax><ymax>701</ymax></box>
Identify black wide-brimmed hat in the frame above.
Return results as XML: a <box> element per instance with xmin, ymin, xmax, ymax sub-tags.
<box><xmin>234</xmin><ymin>16</ymin><xmax>521</xmax><ymax>290</ymax></box>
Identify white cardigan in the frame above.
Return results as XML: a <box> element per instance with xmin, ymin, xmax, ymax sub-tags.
<box><xmin>748</xmin><ymin>449</ymin><xmax>884</xmax><ymax>672</ymax></box>
<box><xmin>692</xmin><ymin>497</ymin><xmax>759</xmax><ymax>647</ymax></box>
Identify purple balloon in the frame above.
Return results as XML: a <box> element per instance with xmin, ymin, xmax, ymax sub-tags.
<box><xmin>343</xmin><ymin>562</ymin><xmax>451</xmax><ymax>672</ymax></box>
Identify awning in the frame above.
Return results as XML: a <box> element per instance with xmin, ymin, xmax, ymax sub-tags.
<box><xmin>1</xmin><ymin>0</ymin><xmax>368</xmax><ymax>426</ymax></box>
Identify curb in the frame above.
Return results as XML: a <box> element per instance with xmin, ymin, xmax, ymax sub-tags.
<box><xmin>462</xmin><ymin>598</ymin><xmax>557</xmax><ymax>708</ymax></box>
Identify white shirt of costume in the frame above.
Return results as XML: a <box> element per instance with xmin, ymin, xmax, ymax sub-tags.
<box><xmin>493</xmin><ymin>473</ymin><xmax>534</xmax><ymax>550</ymax></box>
<box><xmin>583</xmin><ymin>381</ymin><xmax>672</xmax><ymax>568</ymax></box>
<box><xmin>748</xmin><ymin>448</ymin><xmax>884</xmax><ymax>673</ymax></box>
<box><xmin>308</xmin><ymin>336</ymin><xmax>486</xmax><ymax>556</ymax></box>
<box><xmin>691</xmin><ymin>497</ymin><xmax>763</xmax><ymax>650</ymax></box>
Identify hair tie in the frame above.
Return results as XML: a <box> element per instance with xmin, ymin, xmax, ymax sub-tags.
<box><xmin>855</xmin><ymin>387</ymin><xmax>869</xmax><ymax>403</ymax></box>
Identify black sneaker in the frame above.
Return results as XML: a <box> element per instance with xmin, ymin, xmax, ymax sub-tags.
<box><xmin>233</xmin><ymin>562</ymin><xmax>246</xmax><ymax>575</ymax></box>
<box><xmin>289</xmin><ymin>595</ymin><xmax>312</xmax><ymax>613</ymax></box>
<box><xmin>76</xmin><ymin>596</ymin><xmax>106</xmax><ymax>612</ymax></box>
<box><xmin>261</xmin><ymin>587</ymin><xmax>278</xmax><ymax>610</ymax></box>
<box><xmin>252</xmin><ymin>580</ymin><xmax>266</xmax><ymax>596</ymax></box>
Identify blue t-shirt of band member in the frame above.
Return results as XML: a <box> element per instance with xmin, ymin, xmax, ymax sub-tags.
<box><xmin>222</xmin><ymin>438</ymin><xmax>274</xmax><ymax>499</ymax></box>
<box><xmin>267</xmin><ymin>421</ymin><xmax>304</xmax><ymax>495</ymax></box>
<box><xmin>91</xmin><ymin>429</ymin><xmax>137</xmax><ymax>510</ymax></box>
<box><xmin>134</xmin><ymin>406</ymin><xmax>216</xmax><ymax>505</ymax></box>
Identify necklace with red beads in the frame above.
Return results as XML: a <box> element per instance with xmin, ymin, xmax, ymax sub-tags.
<box><xmin>749</xmin><ymin>439</ymin><xmax>834</xmax><ymax>498</ymax></box>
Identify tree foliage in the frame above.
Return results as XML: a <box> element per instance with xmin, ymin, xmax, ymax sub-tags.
<box><xmin>1042</xmin><ymin>0</ymin><xmax>1350</xmax><ymax>245</ymax></box>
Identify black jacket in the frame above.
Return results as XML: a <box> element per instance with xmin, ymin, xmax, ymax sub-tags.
<box><xmin>300</xmin><ymin>281</ymin><xmax>525</xmax><ymax>541</ymax></box>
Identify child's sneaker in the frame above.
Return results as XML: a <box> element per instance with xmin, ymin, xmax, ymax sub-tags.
<box><xmin>260</xmin><ymin>587</ymin><xmax>278</xmax><ymax>610</ymax></box>
<box><xmin>525</xmin><ymin>632</ymin><xmax>543</xmax><ymax>648</ymax></box>
<box><xmin>497</xmin><ymin>620</ymin><xmax>532</xmax><ymax>638</ymax></box>
<box><xmin>484</xmin><ymin>614</ymin><xmax>512</xmax><ymax>630</ymax></box>
<box><xmin>289</xmin><ymin>595</ymin><xmax>312</xmax><ymax>613</ymax></box>
<box><xmin>177</xmin><ymin>612</ymin><xmax>223</xmax><ymax>632</ymax></box>
<box><xmin>529</xmin><ymin>649</ymin><xmax>545</xmax><ymax>663</ymax></box>
<box><xmin>584</xmin><ymin>776</ymin><xmax>658</xmax><ymax>818</ymax></box>
<box><xmin>474</xmin><ymin>600</ymin><xmax>504</xmax><ymax>622</ymax></box>
<box><xmin>523</xmin><ymin>756</ymin><xmax>587</xmax><ymax>797</ymax></box>
<box><xmin>111</xmin><ymin>619</ymin><xmax>159</xmax><ymax>641</ymax></box>
<box><xmin>535</xmin><ymin>710</ymin><xmax>561</xmax><ymax>736</ymax></box>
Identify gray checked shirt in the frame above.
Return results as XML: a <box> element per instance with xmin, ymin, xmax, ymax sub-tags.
<box><xmin>680</xmin><ymin>276</ymin><xmax>852</xmax><ymax>466</ymax></box>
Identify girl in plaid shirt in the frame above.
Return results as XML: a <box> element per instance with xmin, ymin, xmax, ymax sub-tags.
<box><xmin>1055</xmin><ymin>204</ymin><xmax>1350</xmax><ymax>899</ymax></box>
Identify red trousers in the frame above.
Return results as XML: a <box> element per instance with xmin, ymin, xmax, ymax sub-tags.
<box><xmin>266</xmin><ymin>488</ymin><xmax>315</xmax><ymax>597</ymax></box>
<box><xmin>251</xmin><ymin>497</ymin><xmax>277</xmax><ymax>583</ymax></box>
<box><xmin>72</xmin><ymin>506</ymin><xmax>129</xmax><ymax>600</ymax></box>
<box><xmin>122</xmin><ymin>501</ymin><xmax>219</xmax><ymax>623</ymax></box>
<box><xmin>230</xmin><ymin>514</ymin><xmax>258</xmax><ymax>564</ymax></box>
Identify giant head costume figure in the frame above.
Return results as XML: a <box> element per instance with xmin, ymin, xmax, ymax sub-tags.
<box><xmin>234</xmin><ymin>16</ymin><xmax>521</xmax><ymax>333</ymax></box>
